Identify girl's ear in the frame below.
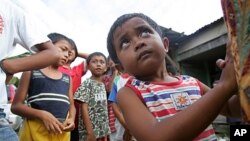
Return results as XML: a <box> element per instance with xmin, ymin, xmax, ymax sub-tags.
<box><xmin>163</xmin><ymin>37</ymin><xmax>169</xmax><ymax>53</ymax></box>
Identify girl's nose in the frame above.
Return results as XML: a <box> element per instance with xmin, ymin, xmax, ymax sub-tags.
<box><xmin>64</xmin><ymin>52</ymin><xmax>69</xmax><ymax>58</ymax></box>
<box><xmin>134</xmin><ymin>38</ymin><xmax>145</xmax><ymax>51</ymax></box>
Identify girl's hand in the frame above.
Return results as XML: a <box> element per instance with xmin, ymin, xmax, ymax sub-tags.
<box><xmin>216</xmin><ymin>59</ymin><xmax>226</xmax><ymax>69</ymax></box>
<box><xmin>63</xmin><ymin>118</ymin><xmax>75</xmax><ymax>131</ymax></box>
<box><xmin>217</xmin><ymin>44</ymin><xmax>238</xmax><ymax>95</ymax></box>
<box><xmin>40</xmin><ymin>110</ymin><xmax>64</xmax><ymax>134</ymax></box>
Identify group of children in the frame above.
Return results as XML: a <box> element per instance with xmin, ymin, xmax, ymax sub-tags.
<box><xmin>7</xmin><ymin>31</ymin><xmax>110</xmax><ymax>141</ymax></box>
<box><xmin>1</xmin><ymin>0</ymin><xmax>241</xmax><ymax>140</ymax></box>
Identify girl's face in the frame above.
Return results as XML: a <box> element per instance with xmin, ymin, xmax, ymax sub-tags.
<box><xmin>112</xmin><ymin>17</ymin><xmax>168</xmax><ymax>79</ymax></box>
<box><xmin>54</xmin><ymin>39</ymin><xmax>71</xmax><ymax>66</ymax></box>
<box><xmin>88</xmin><ymin>55</ymin><xmax>107</xmax><ymax>77</ymax></box>
<box><xmin>68</xmin><ymin>49</ymin><xmax>76</xmax><ymax>63</ymax></box>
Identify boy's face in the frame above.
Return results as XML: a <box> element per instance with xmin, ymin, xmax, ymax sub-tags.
<box><xmin>112</xmin><ymin>17</ymin><xmax>168</xmax><ymax>79</ymax></box>
<box><xmin>54</xmin><ymin>40</ymin><xmax>71</xmax><ymax>66</ymax></box>
<box><xmin>88</xmin><ymin>55</ymin><xmax>107</xmax><ymax>77</ymax></box>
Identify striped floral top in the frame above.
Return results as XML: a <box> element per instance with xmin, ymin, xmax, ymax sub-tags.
<box><xmin>126</xmin><ymin>75</ymin><xmax>217</xmax><ymax>141</ymax></box>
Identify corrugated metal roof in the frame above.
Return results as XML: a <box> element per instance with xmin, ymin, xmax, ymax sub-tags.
<box><xmin>159</xmin><ymin>17</ymin><xmax>224</xmax><ymax>48</ymax></box>
<box><xmin>160</xmin><ymin>26</ymin><xmax>187</xmax><ymax>47</ymax></box>
<box><xmin>188</xmin><ymin>17</ymin><xmax>224</xmax><ymax>36</ymax></box>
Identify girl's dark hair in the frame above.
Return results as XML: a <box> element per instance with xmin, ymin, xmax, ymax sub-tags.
<box><xmin>86</xmin><ymin>52</ymin><xmax>107</xmax><ymax>65</ymax></box>
<box><xmin>107</xmin><ymin>13</ymin><xmax>162</xmax><ymax>65</ymax></box>
<box><xmin>47</xmin><ymin>32</ymin><xmax>78</xmax><ymax>62</ymax></box>
<box><xmin>68</xmin><ymin>38</ymin><xmax>78</xmax><ymax>62</ymax></box>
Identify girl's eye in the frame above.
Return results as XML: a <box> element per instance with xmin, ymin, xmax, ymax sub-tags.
<box><xmin>60</xmin><ymin>46</ymin><xmax>66</xmax><ymax>51</ymax></box>
<box><xmin>121</xmin><ymin>39</ymin><xmax>130</xmax><ymax>49</ymax></box>
<box><xmin>140</xmin><ymin>29</ymin><xmax>150</xmax><ymax>38</ymax></box>
<box><xmin>68</xmin><ymin>51</ymin><xmax>73</xmax><ymax>56</ymax></box>
<box><xmin>59</xmin><ymin>48</ymin><xmax>64</xmax><ymax>52</ymax></box>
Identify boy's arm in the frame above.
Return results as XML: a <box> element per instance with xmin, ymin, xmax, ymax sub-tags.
<box><xmin>11</xmin><ymin>71</ymin><xmax>38</xmax><ymax>118</ymax></box>
<box><xmin>118</xmin><ymin>58</ymin><xmax>237</xmax><ymax>141</ymax></box>
<box><xmin>67</xmin><ymin>77</ymin><xmax>76</xmax><ymax>120</ymax></box>
<box><xmin>1</xmin><ymin>41</ymin><xmax>60</xmax><ymax>75</ymax></box>
<box><xmin>81</xmin><ymin>103</ymin><xmax>96</xmax><ymax>140</ymax></box>
<box><xmin>63</xmin><ymin>77</ymin><xmax>76</xmax><ymax>131</ymax></box>
<box><xmin>11</xmin><ymin>71</ymin><xmax>64</xmax><ymax>133</ymax></box>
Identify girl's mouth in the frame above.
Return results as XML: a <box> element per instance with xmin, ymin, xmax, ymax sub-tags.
<box><xmin>138</xmin><ymin>50</ymin><xmax>152</xmax><ymax>61</ymax></box>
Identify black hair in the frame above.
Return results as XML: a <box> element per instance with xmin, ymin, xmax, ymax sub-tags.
<box><xmin>47</xmin><ymin>32</ymin><xmax>78</xmax><ymax>62</ymax></box>
<box><xmin>86</xmin><ymin>52</ymin><xmax>107</xmax><ymax>65</ymax></box>
<box><xmin>107</xmin><ymin>13</ymin><xmax>162</xmax><ymax>65</ymax></box>
<box><xmin>48</xmin><ymin>32</ymin><xmax>68</xmax><ymax>44</ymax></box>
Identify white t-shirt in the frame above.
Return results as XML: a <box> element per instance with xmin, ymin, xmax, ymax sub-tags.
<box><xmin>0</xmin><ymin>0</ymin><xmax>51</xmax><ymax>104</ymax></box>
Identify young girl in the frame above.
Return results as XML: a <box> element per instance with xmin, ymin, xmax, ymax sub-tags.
<box><xmin>11</xmin><ymin>33</ymin><xmax>76</xmax><ymax>141</ymax></box>
<box><xmin>74</xmin><ymin>52</ymin><xmax>110</xmax><ymax>141</ymax></box>
<box><xmin>106</xmin><ymin>13</ymin><xmax>239</xmax><ymax>141</ymax></box>
<box><xmin>108</xmin><ymin>72</ymin><xmax>133</xmax><ymax>141</ymax></box>
<box><xmin>102</xmin><ymin>56</ymin><xmax>118</xmax><ymax>140</ymax></box>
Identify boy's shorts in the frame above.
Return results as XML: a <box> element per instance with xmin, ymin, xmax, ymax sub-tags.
<box><xmin>19</xmin><ymin>119</ymin><xmax>70</xmax><ymax>141</ymax></box>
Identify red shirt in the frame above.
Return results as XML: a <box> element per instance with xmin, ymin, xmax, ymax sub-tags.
<box><xmin>59</xmin><ymin>62</ymin><xmax>86</xmax><ymax>93</ymax></box>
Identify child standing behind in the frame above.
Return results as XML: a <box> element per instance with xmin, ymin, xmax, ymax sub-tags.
<box><xmin>108</xmin><ymin>72</ymin><xmax>133</xmax><ymax>141</ymax></box>
<box><xmin>102</xmin><ymin>57</ymin><xmax>118</xmax><ymax>139</ymax></box>
<box><xmin>74</xmin><ymin>52</ymin><xmax>110</xmax><ymax>141</ymax></box>
<box><xmin>107</xmin><ymin>13</ymin><xmax>239</xmax><ymax>141</ymax></box>
<box><xmin>11</xmin><ymin>33</ymin><xmax>76</xmax><ymax>141</ymax></box>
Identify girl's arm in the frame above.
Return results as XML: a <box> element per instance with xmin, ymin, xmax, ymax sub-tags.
<box><xmin>78</xmin><ymin>52</ymin><xmax>89</xmax><ymax>59</ymax></box>
<box><xmin>117</xmin><ymin>58</ymin><xmax>237</xmax><ymax>141</ymax></box>
<box><xmin>220</xmin><ymin>95</ymin><xmax>241</xmax><ymax>117</ymax></box>
<box><xmin>73</xmin><ymin>52</ymin><xmax>89</xmax><ymax>75</ymax></box>
<box><xmin>11</xmin><ymin>71</ymin><xmax>64</xmax><ymax>134</ymax></box>
<box><xmin>63</xmin><ymin>77</ymin><xmax>76</xmax><ymax>131</ymax></box>
<box><xmin>81</xmin><ymin>103</ymin><xmax>96</xmax><ymax>140</ymax></box>
<box><xmin>200</xmin><ymin>82</ymin><xmax>241</xmax><ymax>117</ymax></box>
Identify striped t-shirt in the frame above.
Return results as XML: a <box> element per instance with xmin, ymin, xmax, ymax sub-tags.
<box><xmin>126</xmin><ymin>75</ymin><xmax>217</xmax><ymax>141</ymax></box>
<box><xmin>28</xmin><ymin>70</ymin><xmax>70</xmax><ymax>121</ymax></box>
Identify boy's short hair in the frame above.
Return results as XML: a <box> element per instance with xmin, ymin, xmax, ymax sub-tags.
<box><xmin>86</xmin><ymin>52</ymin><xmax>107</xmax><ymax>65</ymax></box>
<box><xmin>48</xmin><ymin>32</ymin><xmax>68</xmax><ymax>44</ymax></box>
<box><xmin>47</xmin><ymin>32</ymin><xmax>78</xmax><ymax>62</ymax></box>
<box><xmin>107</xmin><ymin>13</ymin><xmax>162</xmax><ymax>65</ymax></box>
